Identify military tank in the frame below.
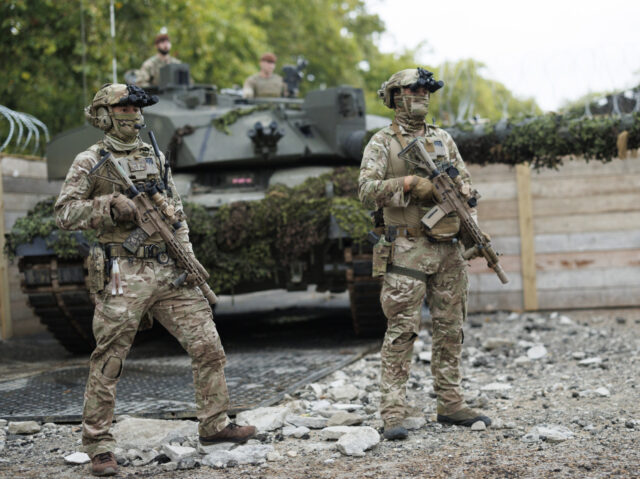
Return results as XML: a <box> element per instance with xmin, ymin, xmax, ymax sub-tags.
<box><xmin>16</xmin><ymin>63</ymin><xmax>390</xmax><ymax>353</ymax></box>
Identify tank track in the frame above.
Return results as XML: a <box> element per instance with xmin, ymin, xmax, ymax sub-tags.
<box><xmin>345</xmin><ymin>248</ymin><xmax>387</xmax><ymax>337</ymax></box>
<box><xmin>19</xmin><ymin>256</ymin><xmax>96</xmax><ymax>354</ymax></box>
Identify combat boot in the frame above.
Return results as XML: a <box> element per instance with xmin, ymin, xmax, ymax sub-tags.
<box><xmin>90</xmin><ymin>452</ymin><xmax>118</xmax><ymax>476</ymax></box>
<box><xmin>383</xmin><ymin>418</ymin><xmax>409</xmax><ymax>440</ymax></box>
<box><xmin>437</xmin><ymin>407</ymin><xmax>491</xmax><ymax>427</ymax></box>
<box><xmin>199</xmin><ymin>422</ymin><xmax>257</xmax><ymax>445</ymax></box>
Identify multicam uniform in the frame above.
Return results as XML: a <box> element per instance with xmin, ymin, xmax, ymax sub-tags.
<box><xmin>138</xmin><ymin>54</ymin><xmax>181</xmax><ymax>87</ymax></box>
<box><xmin>359</xmin><ymin>122</ymin><xmax>471</xmax><ymax>423</ymax></box>
<box><xmin>242</xmin><ymin>73</ymin><xmax>287</xmax><ymax>98</ymax></box>
<box><xmin>54</xmin><ymin>86</ymin><xmax>230</xmax><ymax>458</ymax></box>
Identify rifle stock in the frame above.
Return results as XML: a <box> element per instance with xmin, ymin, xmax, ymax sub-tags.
<box><xmin>399</xmin><ymin>139</ymin><xmax>509</xmax><ymax>285</ymax></box>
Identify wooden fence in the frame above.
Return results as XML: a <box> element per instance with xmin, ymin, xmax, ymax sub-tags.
<box><xmin>467</xmin><ymin>152</ymin><xmax>640</xmax><ymax>312</ymax></box>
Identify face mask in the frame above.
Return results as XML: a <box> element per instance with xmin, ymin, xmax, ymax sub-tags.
<box><xmin>111</xmin><ymin>111</ymin><xmax>144</xmax><ymax>142</ymax></box>
<box><xmin>399</xmin><ymin>94</ymin><xmax>430</xmax><ymax>118</ymax></box>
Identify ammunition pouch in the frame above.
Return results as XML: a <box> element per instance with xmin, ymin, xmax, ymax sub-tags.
<box><xmin>87</xmin><ymin>243</ymin><xmax>107</xmax><ymax>294</ymax></box>
<box><xmin>372</xmin><ymin>235</ymin><xmax>393</xmax><ymax>277</ymax></box>
<box><xmin>423</xmin><ymin>211</ymin><xmax>460</xmax><ymax>240</ymax></box>
<box><xmin>104</xmin><ymin>242</ymin><xmax>169</xmax><ymax>262</ymax></box>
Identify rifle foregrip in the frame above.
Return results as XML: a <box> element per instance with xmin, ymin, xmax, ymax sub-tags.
<box><xmin>494</xmin><ymin>263</ymin><xmax>509</xmax><ymax>284</ymax></box>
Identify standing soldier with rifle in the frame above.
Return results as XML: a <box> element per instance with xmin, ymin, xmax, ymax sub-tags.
<box><xmin>55</xmin><ymin>83</ymin><xmax>256</xmax><ymax>476</ymax></box>
<box><xmin>359</xmin><ymin>68</ymin><xmax>502</xmax><ymax>441</ymax></box>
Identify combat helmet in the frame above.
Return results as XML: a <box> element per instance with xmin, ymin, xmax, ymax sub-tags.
<box><xmin>377</xmin><ymin>68</ymin><xmax>444</xmax><ymax>109</ymax></box>
<box><xmin>85</xmin><ymin>83</ymin><xmax>158</xmax><ymax>131</ymax></box>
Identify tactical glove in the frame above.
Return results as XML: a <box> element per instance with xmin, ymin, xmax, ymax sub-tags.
<box><xmin>110</xmin><ymin>192</ymin><xmax>137</xmax><ymax>223</ymax></box>
<box><xmin>410</xmin><ymin>177</ymin><xmax>442</xmax><ymax>204</ymax></box>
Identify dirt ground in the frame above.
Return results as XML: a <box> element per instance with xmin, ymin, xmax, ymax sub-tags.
<box><xmin>1</xmin><ymin>308</ymin><xmax>638</xmax><ymax>479</ymax></box>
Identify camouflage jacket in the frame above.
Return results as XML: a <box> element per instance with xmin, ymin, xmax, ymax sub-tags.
<box><xmin>54</xmin><ymin>136</ymin><xmax>192</xmax><ymax>249</ymax></box>
<box><xmin>358</xmin><ymin>122</ymin><xmax>471</xmax><ymax>211</ymax></box>
<box><xmin>138</xmin><ymin>54</ymin><xmax>181</xmax><ymax>87</ymax></box>
<box><xmin>242</xmin><ymin>73</ymin><xmax>288</xmax><ymax>98</ymax></box>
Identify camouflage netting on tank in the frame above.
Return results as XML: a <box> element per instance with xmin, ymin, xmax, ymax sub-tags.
<box><xmin>4</xmin><ymin>198</ymin><xmax>96</xmax><ymax>260</ymax></box>
<box><xmin>364</xmin><ymin>112</ymin><xmax>640</xmax><ymax>170</ymax></box>
<box><xmin>185</xmin><ymin>167</ymin><xmax>368</xmax><ymax>292</ymax></box>
<box><xmin>211</xmin><ymin>104</ymin><xmax>273</xmax><ymax>134</ymax></box>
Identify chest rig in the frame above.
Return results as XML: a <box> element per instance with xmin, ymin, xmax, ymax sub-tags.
<box><xmin>115</xmin><ymin>146</ymin><xmax>167</xmax><ymax>196</ymax></box>
<box><xmin>384</xmin><ymin>122</ymin><xmax>460</xmax><ymax>239</ymax></box>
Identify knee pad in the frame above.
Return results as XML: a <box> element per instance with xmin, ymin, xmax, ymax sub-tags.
<box><xmin>102</xmin><ymin>356</ymin><xmax>123</xmax><ymax>379</ymax></box>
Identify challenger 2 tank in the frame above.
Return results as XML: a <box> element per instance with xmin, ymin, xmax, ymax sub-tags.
<box><xmin>16</xmin><ymin>63</ymin><xmax>389</xmax><ymax>353</ymax></box>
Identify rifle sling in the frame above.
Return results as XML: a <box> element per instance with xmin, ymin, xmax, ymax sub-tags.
<box><xmin>387</xmin><ymin>263</ymin><xmax>428</xmax><ymax>283</ymax></box>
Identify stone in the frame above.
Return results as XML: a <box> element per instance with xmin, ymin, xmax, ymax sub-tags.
<box><xmin>0</xmin><ymin>419</ymin><xmax>7</xmax><ymax>428</ymax></box>
<box><xmin>482</xmin><ymin>337</ymin><xmax>514</xmax><ymax>350</ymax></box>
<box><xmin>177</xmin><ymin>456</ymin><xmax>198</xmax><ymax>469</ymax></box>
<box><xmin>594</xmin><ymin>387</ymin><xmax>610</xmax><ymax>397</ymax></box>
<box><xmin>625</xmin><ymin>420</ymin><xmax>637</xmax><ymax>429</ymax></box>
<box><xmin>418</xmin><ymin>351</ymin><xmax>432</xmax><ymax>363</ymax></box>
<box><xmin>319</xmin><ymin>426</ymin><xmax>356</xmax><ymax>441</ymax></box>
<box><xmin>310</xmin><ymin>400</ymin><xmax>332</xmax><ymax>411</ymax></box>
<box><xmin>64</xmin><ymin>452</ymin><xmax>90</xmax><ymax>465</ymax></box>
<box><xmin>112</xmin><ymin>417</ymin><xmax>197</xmax><ymax>449</ymax></box>
<box><xmin>285</xmin><ymin>414</ymin><xmax>328</xmax><ymax>429</ymax></box>
<box><xmin>132</xmin><ymin>449</ymin><xmax>161</xmax><ymax>466</ymax></box>
<box><xmin>286</xmin><ymin>450</ymin><xmax>297</xmax><ymax>457</ymax></box>
<box><xmin>162</xmin><ymin>444</ymin><xmax>196</xmax><ymax>462</ymax></box>
<box><xmin>558</xmin><ymin>315</ymin><xmax>575</xmax><ymax>325</ymax></box>
<box><xmin>402</xmin><ymin>417</ymin><xmax>426</xmax><ymax>430</ymax></box>
<box><xmin>308</xmin><ymin>383</ymin><xmax>325</xmax><ymax>397</ymax></box>
<box><xmin>282</xmin><ymin>426</ymin><xmax>310</xmax><ymax>438</ymax></box>
<box><xmin>197</xmin><ymin>442</ymin><xmax>235</xmax><ymax>454</ymax></box>
<box><xmin>413</xmin><ymin>340</ymin><xmax>425</xmax><ymax>354</ymax></box>
<box><xmin>481</xmin><ymin>382</ymin><xmax>512</xmax><ymax>392</ymax></box>
<box><xmin>336</xmin><ymin>427</ymin><xmax>380</xmax><ymax>457</ymax></box>
<box><xmin>578</xmin><ymin>357</ymin><xmax>603</xmax><ymax>366</ymax></box>
<box><xmin>328</xmin><ymin>384</ymin><xmax>360</xmax><ymax>401</ymax></box>
<box><xmin>8</xmin><ymin>421</ymin><xmax>41</xmax><ymax>435</ymax></box>
<box><xmin>522</xmin><ymin>425</ymin><xmax>573</xmax><ymax>443</ymax></box>
<box><xmin>327</xmin><ymin>411</ymin><xmax>363</xmax><ymax>427</ymax></box>
<box><xmin>202</xmin><ymin>444</ymin><xmax>274</xmax><ymax>467</ymax></box>
<box><xmin>527</xmin><ymin>345</ymin><xmax>548</xmax><ymax>359</ymax></box>
<box><xmin>235</xmin><ymin>407</ymin><xmax>289</xmax><ymax>432</ymax></box>
<box><xmin>572</xmin><ymin>352</ymin><xmax>586</xmax><ymax>360</ymax></box>
<box><xmin>514</xmin><ymin>356</ymin><xmax>532</xmax><ymax>366</ymax></box>
<box><xmin>471</xmin><ymin>421</ymin><xmax>486</xmax><ymax>431</ymax></box>
<box><xmin>266</xmin><ymin>450</ymin><xmax>282</xmax><ymax>462</ymax></box>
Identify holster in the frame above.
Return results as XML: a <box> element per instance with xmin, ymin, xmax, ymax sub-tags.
<box><xmin>372</xmin><ymin>235</ymin><xmax>393</xmax><ymax>277</ymax></box>
<box><xmin>87</xmin><ymin>243</ymin><xmax>107</xmax><ymax>294</ymax></box>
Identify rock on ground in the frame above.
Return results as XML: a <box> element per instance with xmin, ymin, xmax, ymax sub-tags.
<box><xmin>7</xmin><ymin>421</ymin><xmax>40</xmax><ymax>435</ymax></box>
<box><xmin>111</xmin><ymin>417</ymin><xmax>197</xmax><ymax>449</ymax></box>
<box><xmin>162</xmin><ymin>444</ymin><xmax>196</xmax><ymax>462</ymax></box>
<box><xmin>63</xmin><ymin>452</ymin><xmax>90</xmax><ymax>464</ymax></box>
<box><xmin>336</xmin><ymin>426</ymin><xmax>380</xmax><ymax>457</ymax></box>
<box><xmin>202</xmin><ymin>444</ymin><xmax>274</xmax><ymax>467</ymax></box>
<box><xmin>235</xmin><ymin>406</ymin><xmax>289</xmax><ymax>432</ymax></box>
<box><xmin>326</xmin><ymin>411</ymin><xmax>363</xmax><ymax>426</ymax></box>
<box><xmin>285</xmin><ymin>414</ymin><xmax>328</xmax><ymax>429</ymax></box>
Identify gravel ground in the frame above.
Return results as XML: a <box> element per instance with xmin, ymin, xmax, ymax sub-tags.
<box><xmin>1</xmin><ymin>308</ymin><xmax>638</xmax><ymax>479</ymax></box>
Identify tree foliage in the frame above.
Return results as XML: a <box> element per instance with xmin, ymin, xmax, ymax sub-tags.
<box><xmin>1</xmin><ymin>0</ymin><xmax>539</xmax><ymax>139</ymax></box>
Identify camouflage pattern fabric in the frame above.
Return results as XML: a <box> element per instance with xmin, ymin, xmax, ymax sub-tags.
<box><xmin>82</xmin><ymin>257</ymin><xmax>229</xmax><ymax>457</ymax></box>
<box><xmin>379</xmin><ymin>237</ymin><xmax>468</xmax><ymax>421</ymax></box>
<box><xmin>138</xmin><ymin>54</ymin><xmax>181</xmax><ymax>87</ymax></box>
<box><xmin>359</xmin><ymin>118</ymin><xmax>472</xmax><ymax>423</ymax></box>
<box><xmin>242</xmin><ymin>73</ymin><xmax>288</xmax><ymax>98</ymax></box>
<box><xmin>55</xmin><ymin>137</ymin><xmax>228</xmax><ymax>457</ymax></box>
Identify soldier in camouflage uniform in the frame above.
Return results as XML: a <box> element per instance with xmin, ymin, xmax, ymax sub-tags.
<box><xmin>242</xmin><ymin>52</ymin><xmax>288</xmax><ymax>98</ymax></box>
<box><xmin>55</xmin><ymin>84</ymin><xmax>255</xmax><ymax>476</ymax></box>
<box><xmin>137</xmin><ymin>33</ymin><xmax>182</xmax><ymax>88</ymax></box>
<box><xmin>359</xmin><ymin>68</ymin><xmax>491</xmax><ymax>441</ymax></box>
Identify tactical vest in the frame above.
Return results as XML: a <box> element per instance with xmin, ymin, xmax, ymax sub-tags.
<box><xmin>383</xmin><ymin>126</ymin><xmax>460</xmax><ymax>239</ymax></box>
<box><xmin>89</xmin><ymin>141</ymin><xmax>167</xmax><ymax>245</ymax></box>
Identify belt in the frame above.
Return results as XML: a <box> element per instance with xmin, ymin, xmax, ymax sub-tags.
<box><xmin>385</xmin><ymin>225</ymin><xmax>458</xmax><ymax>244</ymax></box>
<box><xmin>104</xmin><ymin>243</ymin><xmax>168</xmax><ymax>259</ymax></box>
<box><xmin>387</xmin><ymin>264</ymin><xmax>428</xmax><ymax>282</ymax></box>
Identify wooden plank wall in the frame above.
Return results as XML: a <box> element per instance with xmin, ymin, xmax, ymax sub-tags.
<box><xmin>467</xmin><ymin>152</ymin><xmax>640</xmax><ymax>312</ymax></box>
<box><xmin>0</xmin><ymin>154</ymin><xmax>63</xmax><ymax>336</ymax></box>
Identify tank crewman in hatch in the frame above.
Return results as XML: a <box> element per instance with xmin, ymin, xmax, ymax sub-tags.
<box><xmin>54</xmin><ymin>83</ymin><xmax>256</xmax><ymax>477</ymax></box>
<box><xmin>137</xmin><ymin>33</ymin><xmax>182</xmax><ymax>88</ymax></box>
<box><xmin>358</xmin><ymin>68</ymin><xmax>492</xmax><ymax>441</ymax></box>
<box><xmin>242</xmin><ymin>52</ymin><xmax>288</xmax><ymax>98</ymax></box>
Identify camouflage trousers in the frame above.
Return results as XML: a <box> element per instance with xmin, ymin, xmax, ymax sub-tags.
<box><xmin>82</xmin><ymin>256</ymin><xmax>229</xmax><ymax>457</ymax></box>
<box><xmin>379</xmin><ymin>236</ymin><xmax>468</xmax><ymax>423</ymax></box>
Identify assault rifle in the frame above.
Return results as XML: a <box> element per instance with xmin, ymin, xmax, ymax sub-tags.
<box><xmin>89</xmin><ymin>146</ymin><xmax>219</xmax><ymax>304</ymax></box>
<box><xmin>399</xmin><ymin>138</ymin><xmax>509</xmax><ymax>284</ymax></box>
